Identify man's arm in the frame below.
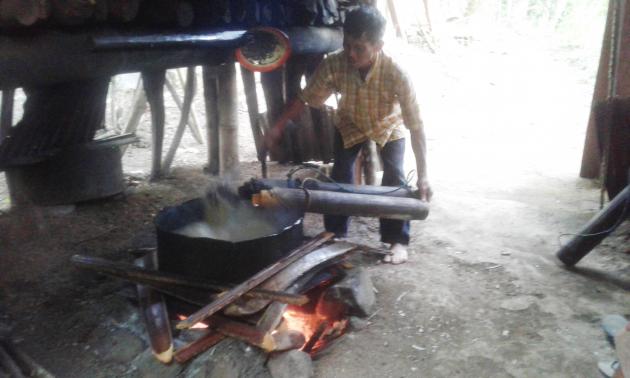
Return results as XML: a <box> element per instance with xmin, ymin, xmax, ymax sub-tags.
<box><xmin>266</xmin><ymin>55</ymin><xmax>336</xmax><ymax>150</ymax></box>
<box><xmin>266</xmin><ymin>99</ymin><xmax>306</xmax><ymax>148</ymax></box>
<box><xmin>410</xmin><ymin>126</ymin><xmax>432</xmax><ymax>201</ymax></box>
<box><xmin>396</xmin><ymin>69</ymin><xmax>432</xmax><ymax>201</ymax></box>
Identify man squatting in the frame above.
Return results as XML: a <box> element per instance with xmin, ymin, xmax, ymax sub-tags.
<box><xmin>267</xmin><ymin>5</ymin><xmax>432</xmax><ymax>264</ymax></box>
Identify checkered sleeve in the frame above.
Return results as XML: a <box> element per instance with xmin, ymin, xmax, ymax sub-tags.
<box><xmin>298</xmin><ymin>57</ymin><xmax>335</xmax><ymax>107</ymax></box>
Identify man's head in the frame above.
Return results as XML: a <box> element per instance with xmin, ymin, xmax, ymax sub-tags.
<box><xmin>343</xmin><ymin>6</ymin><xmax>386</xmax><ymax>70</ymax></box>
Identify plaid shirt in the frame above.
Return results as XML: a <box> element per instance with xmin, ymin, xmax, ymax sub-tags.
<box><xmin>299</xmin><ymin>50</ymin><xmax>423</xmax><ymax>148</ymax></box>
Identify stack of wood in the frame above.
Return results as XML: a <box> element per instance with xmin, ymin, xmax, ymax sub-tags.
<box><xmin>72</xmin><ymin>232</ymin><xmax>385</xmax><ymax>365</ymax></box>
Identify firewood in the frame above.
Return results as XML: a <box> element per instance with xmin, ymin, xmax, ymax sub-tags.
<box><xmin>174</xmin><ymin>331</ymin><xmax>225</xmax><ymax>364</ymax></box>
<box><xmin>70</xmin><ymin>254</ymin><xmax>308</xmax><ymax>305</ymax></box>
<box><xmin>135</xmin><ymin>253</ymin><xmax>173</xmax><ymax>364</ymax></box>
<box><xmin>210</xmin><ymin>315</ymin><xmax>275</xmax><ymax>352</ymax></box>
<box><xmin>176</xmin><ymin>232</ymin><xmax>334</xmax><ymax>330</ymax></box>
<box><xmin>225</xmin><ymin>241</ymin><xmax>356</xmax><ymax>316</ymax></box>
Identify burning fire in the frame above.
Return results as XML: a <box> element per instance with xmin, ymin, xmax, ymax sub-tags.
<box><xmin>281</xmin><ymin>297</ymin><xmax>349</xmax><ymax>354</ymax></box>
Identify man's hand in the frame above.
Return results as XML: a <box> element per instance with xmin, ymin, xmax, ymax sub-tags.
<box><xmin>417</xmin><ymin>178</ymin><xmax>432</xmax><ymax>202</ymax></box>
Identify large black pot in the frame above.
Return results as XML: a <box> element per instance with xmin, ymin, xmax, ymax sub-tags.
<box><xmin>155</xmin><ymin>197</ymin><xmax>304</xmax><ymax>283</ymax></box>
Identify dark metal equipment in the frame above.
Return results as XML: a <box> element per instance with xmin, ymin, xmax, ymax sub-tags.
<box><xmin>556</xmin><ymin>184</ymin><xmax>629</xmax><ymax>266</ymax></box>
<box><xmin>155</xmin><ymin>197</ymin><xmax>304</xmax><ymax>283</ymax></box>
<box><xmin>4</xmin><ymin>135</ymin><xmax>135</xmax><ymax>206</ymax></box>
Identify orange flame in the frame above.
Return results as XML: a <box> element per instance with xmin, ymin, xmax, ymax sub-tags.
<box><xmin>282</xmin><ymin>298</ymin><xmax>349</xmax><ymax>354</ymax></box>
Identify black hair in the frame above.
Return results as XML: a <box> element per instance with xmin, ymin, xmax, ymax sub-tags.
<box><xmin>343</xmin><ymin>5</ymin><xmax>386</xmax><ymax>43</ymax></box>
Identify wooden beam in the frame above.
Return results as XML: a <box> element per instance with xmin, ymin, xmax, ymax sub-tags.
<box><xmin>142</xmin><ymin>70</ymin><xmax>166</xmax><ymax>180</ymax></box>
<box><xmin>174</xmin><ymin>331</ymin><xmax>225</xmax><ymax>364</ymax></box>
<box><xmin>202</xmin><ymin>66</ymin><xmax>220</xmax><ymax>175</ymax></box>
<box><xmin>176</xmin><ymin>232</ymin><xmax>334</xmax><ymax>330</ymax></box>
<box><xmin>217</xmin><ymin>63</ymin><xmax>239</xmax><ymax>178</ymax></box>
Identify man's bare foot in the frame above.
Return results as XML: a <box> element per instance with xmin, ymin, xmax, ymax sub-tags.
<box><xmin>383</xmin><ymin>243</ymin><xmax>408</xmax><ymax>264</ymax></box>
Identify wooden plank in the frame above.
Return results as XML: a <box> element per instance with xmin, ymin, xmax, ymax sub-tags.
<box><xmin>176</xmin><ymin>232</ymin><xmax>334</xmax><ymax>329</ymax></box>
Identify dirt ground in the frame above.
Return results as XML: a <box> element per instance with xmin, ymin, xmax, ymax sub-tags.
<box><xmin>1</xmin><ymin>29</ymin><xmax>629</xmax><ymax>377</ymax></box>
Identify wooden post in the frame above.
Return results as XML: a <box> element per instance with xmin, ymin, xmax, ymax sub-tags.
<box><xmin>142</xmin><ymin>70</ymin><xmax>166</xmax><ymax>180</ymax></box>
<box><xmin>0</xmin><ymin>89</ymin><xmax>14</xmax><ymax>142</ymax></box>
<box><xmin>261</xmin><ymin>69</ymin><xmax>286</xmax><ymax>162</ymax></box>
<box><xmin>162</xmin><ymin>66</ymin><xmax>196</xmax><ymax>174</ymax></box>
<box><xmin>239</xmin><ymin>67</ymin><xmax>264</xmax><ymax>163</ymax></box>
<box><xmin>202</xmin><ymin>66</ymin><xmax>220</xmax><ymax>175</ymax></box>
<box><xmin>217</xmin><ymin>62</ymin><xmax>239</xmax><ymax>179</ymax></box>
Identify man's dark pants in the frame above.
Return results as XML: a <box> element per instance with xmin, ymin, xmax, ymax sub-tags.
<box><xmin>324</xmin><ymin>131</ymin><xmax>410</xmax><ymax>245</ymax></box>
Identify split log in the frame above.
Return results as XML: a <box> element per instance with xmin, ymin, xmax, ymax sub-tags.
<box><xmin>252</xmin><ymin>188</ymin><xmax>429</xmax><ymax>220</ymax></box>
<box><xmin>208</xmin><ymin>316</ymin><xmax>303</xmax><ymax>352</ymax></box>
<box><xmin>224</xmin><ymin>241</ymin><xmax>356</xmax><ymax>316</ymax></box>
<box><xmin>176</xmin><ymin>232</ymin><xmax>334</xmax><ymax>330</ymax></box>
<box><xmin>142</xmin><ymin>70</ymin><xmax>166</xmax><ymax>180</ymax></box>
<box><xmin>162</xmin><ymin>66</ymin><xmax>195</xmax><ymax>175</ymax></box>
<box><xmin>135</xmin><ymin>253</ymin><xmax>173</xmax><ymax>364</ymax></box>
<box><xmin>174</xmin><ymin>331</ymin><xmax>225</xmax><ymax>364</ymax></box>
<box><xmin>70</xmin><ymin>254</ymin><xmax>308</xmax><ymax>305</ymax></box>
